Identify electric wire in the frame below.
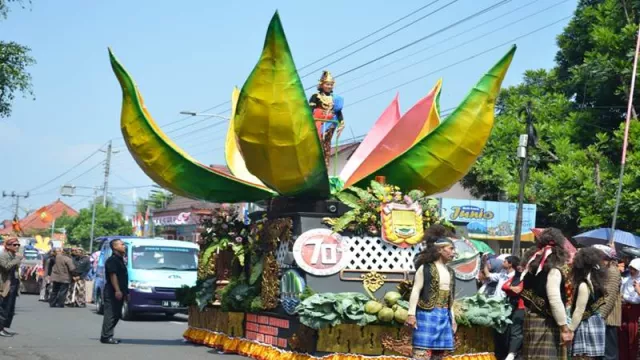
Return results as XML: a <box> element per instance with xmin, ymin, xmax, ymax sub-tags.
<box><xmin>299</xmin><ymin>0</ymin><xmax>461</xmax><ymax>79</ymax></box>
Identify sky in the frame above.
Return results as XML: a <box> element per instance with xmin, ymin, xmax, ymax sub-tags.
<box><xmin>0</xmin><ymin>0</ymin><xmax>578</xmax><ymax>219</ymax></box>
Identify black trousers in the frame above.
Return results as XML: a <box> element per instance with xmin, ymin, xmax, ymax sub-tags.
<box><xmin>0</xmin><ymin>285</ymin><xmax>18</xmax><ymax>329</ymax></box>
<box><xmin>49</xmin><ymin>282</ymin><xmax>69</xmax><ymax>307</ymax></box>
<box><xmin>494</xmin><ymin>308</ymin><xmax>525</xmax><ymax>360</ymax></box>
<box><xmin>604</xmin><ymin>325</ymin><xmax>618</xmax><ymax>360</ymax></box>
<box><xmin>100</xmin><ymin>292</ymin><xmax>123</xmax><ymax>340</ymax></box>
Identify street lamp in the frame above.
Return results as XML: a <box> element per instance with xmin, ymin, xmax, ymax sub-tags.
<box><xmin>512</xmin><ymin>103</ymin><xmax>536</xmax><ymax>256</ymax></box>
<box><xmin>61</xmin><ymin>185</ymin><xmax>100</xmax><ymax>255</ymax></box>
<box><xmin>179</xmin><ymin>111</ymin><xmax>230</xmax><ymax>120</ymax></box>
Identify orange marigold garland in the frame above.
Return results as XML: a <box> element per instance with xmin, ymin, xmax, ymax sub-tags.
<box><xmin>184</xmin><ymin>327</ymin><xmax>496</xmax><ymax>360</ymax></box>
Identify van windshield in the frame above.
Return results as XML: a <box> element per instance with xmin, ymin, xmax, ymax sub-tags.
<box><xmin>130</xmin><ymin>245</ymin><xmax>197</xmax><ymax>271</ymax></box>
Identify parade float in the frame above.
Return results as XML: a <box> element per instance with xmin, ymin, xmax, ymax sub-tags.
<box><xmin>109</xmin><ymin>12</ymin><xmax>516</xmax><ymax>360</ymax></box>
<box><xmin>19</xmin><ymin>246</ymin><xmax>43</xmax><ymax>294</ymax></box>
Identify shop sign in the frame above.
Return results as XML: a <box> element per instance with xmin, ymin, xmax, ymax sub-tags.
<box><xmin>292</xmin><ymin>229</ymin><xmax>351</xmax><ymax>276</ymax></box>
<box><xmin>154</xmin><ymin>212</ymin><xmax>193</xmax><ymax>226</ymax></box>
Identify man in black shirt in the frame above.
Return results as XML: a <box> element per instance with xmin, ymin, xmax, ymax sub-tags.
<box><xmin>100</xmin><ymin>239</ymin><xmax>128</xmax><ymax>344</ymax></box>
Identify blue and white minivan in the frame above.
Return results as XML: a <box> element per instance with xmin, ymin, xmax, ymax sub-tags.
<box><xmin>93</xmin><ymin>236</ymin><xmax>198</xmax><ymax>320</ymax></box>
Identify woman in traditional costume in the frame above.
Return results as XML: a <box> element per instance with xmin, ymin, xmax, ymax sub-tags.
<box><xmin>309</xmin><ymin>70</ymin><xmax>344</xmax><ymax>168</ymax></box>
<box><xmin>405</xmin><ymin>225</ymin><xmax>457</xmax><ymax>360</ymax></box>
<box><xmin>520</xmin><ymin>227</ymin><xmax>572</xmax><ymax>359</ymax></box>
<box><xmin>619</xmin><ymin>258</ymin><xmax>640</xmax><ymax>360</ymax></box>
<box><xmin>569</xmin><ymin>247</ymin><xmax>607</xmax><ymax>359</ymax></box>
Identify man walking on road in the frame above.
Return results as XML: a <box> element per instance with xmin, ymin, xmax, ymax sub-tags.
<box><xmin>100</xmin><ymin>239</ymin><xmax>128</xmax><ymax>344</ymax></box>
<box><xmin>49</xmin><ymin>248</ymin><xmax>75</xmax><ymax>308</ymax></box>
<box><xmin>0</xmin><ymin>237</ymin><xmax>23</xmax><ymax>337</ymax></box>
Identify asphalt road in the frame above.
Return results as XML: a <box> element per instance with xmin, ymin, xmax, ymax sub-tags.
<box><xmin>0</xmin><ymin>294</ymin><xmax>244</xmax><ymax>360</ymax></box>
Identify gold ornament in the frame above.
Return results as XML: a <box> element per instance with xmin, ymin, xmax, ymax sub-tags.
<box><xmin>260</xmin><ymin>252</ymin><xmax>280</xmax><ymax>310</ymax></box>
<box><xmin>318</xmin><ymin>70</ymin><xmax>335</xmax><ymax>85</ymax></box>
<box><xmin>362</xmin><ymin>271</ymin><xmax>386</xmax><ymax>294</ymax></box>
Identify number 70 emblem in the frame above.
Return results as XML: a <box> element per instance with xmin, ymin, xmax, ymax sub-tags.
<box><xmin>292</xmin><ymin>229</ymin><xmax>352</xmax><ymax>276</ymax></box>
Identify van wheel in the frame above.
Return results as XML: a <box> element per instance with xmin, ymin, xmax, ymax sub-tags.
<box><xmin>96</xmin><ymin>291</ymin><xmax>104</xmax><ymax>315</ymax></box>
<box><xmin>121</xmin><ymin>300</ymin><xmax>134</xmax><ymax>321</ymax></box>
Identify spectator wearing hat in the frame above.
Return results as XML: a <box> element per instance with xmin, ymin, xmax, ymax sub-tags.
<box><xmin>619</xmin><ymin>258</ymin><xmax>640</xmax><ymax>360</ymax></box>
<box><xmin>592</xmin><ymin>244</ymin><xmax>621</xmax><ymax>360</ymax></box>
<box><xmin>0</xmin><ymin>237</ymin><xmax>23</xmax><ymax>337</ymax></box>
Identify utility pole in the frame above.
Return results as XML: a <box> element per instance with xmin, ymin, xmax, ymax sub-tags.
<box><xmin>89</xmin><ymin>187</ymin><xmax>98</xmax><ymax>254</ymax></box>
<box><xmin>100</xmin><ymin>140</ymin><xmax>119</xmax><ymax>207</ymax></box>
<box><xmin>512</xmin><ymin>102</ymin><xmax>536</xmax><ymax>256</ymax></box>
<box><xmin>2</xmin><ymin>191</ymin><xmax>30</xmax><ymax>218</ymax></box>
<box><xmin>610</xmin><ymin>24</ymin><xmax>640</xmax><ymax>246</ymax></box>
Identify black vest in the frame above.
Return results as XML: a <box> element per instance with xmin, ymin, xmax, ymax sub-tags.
<box><xmin>417</xmin><ymin>263</ymin><xmax>456</xmax><ymax>310</ymax></box>
<box><xmin>522</xmin><ymin>267</ymin><xmax>567</xmax><ymax>318</ymax></box>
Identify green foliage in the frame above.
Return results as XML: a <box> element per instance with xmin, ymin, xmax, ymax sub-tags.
<box><xmin>0</xmin><ymin>41</ymin><xmax>35</xmax><ymax>118</ymax></box>
<box><xmin>249</xmin><ymin>256</ymin><xmax>264</xmax><ymax>285</ymax></box>
<box><xmin>199</xmin><ymin>205</ymin><xmax>250</xmax><ymax>267</ymax></box>
<box><xmin>295</xmin><ymin>292</ymin><xmax>377</xmax><ymax>330</ymax></box>
<box><xmin>195</xmin><ymin>278</ymin><xmax>216</xmax><ymax>311</ymax></box>
<box><xmin>334</xmin><ymin>191</ymin><xmax>361</xmax><ymax>209</ymax></box>
<box><xmin>454</xmin><ymin>294</ymin><xmax>513</xmax><ymax>333</ymax></box>
<box><xmin>62</xmin><ymin>202</ymin><xmax>132</xmax><ymax>249</ymax></box>
<box><xmin>0</xmin><ymin>0</ymin><xmax>30</xmax><ymax>19</ymax></box>
<box><xmin>462</xmin><ymin>0</ymin><xmax>640</xmax><ymax>235</ymax></box>
<box><xmin>325</xmin><ymin>180</ymin><xmax>446</xmax><ymax>236</ymax></box>
<box><xmin>218</xmin><ymin>275</ymin><xmax>260</xmax><ymax>312</ymax></box>
<box><xmin>0</xmin><ymin>1</ymin><xmax>35</xmax><ymax>118</ymax></box>
<box><xmin>300</xmin><ymin>285</ymin><xmax>315</xmax><ymax>301</ymax></box>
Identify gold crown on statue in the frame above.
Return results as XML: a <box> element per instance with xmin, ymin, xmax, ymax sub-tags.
<box><xmin>318</xmin><ymin>70</ymin><xmax>335</xmax><ymax>84</ymax></box>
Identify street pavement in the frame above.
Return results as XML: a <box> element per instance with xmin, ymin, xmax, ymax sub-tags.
<box><xmin>0</xmin><ymin>294</ymin><xmax>244</xmax><ymax>360</ymax></box>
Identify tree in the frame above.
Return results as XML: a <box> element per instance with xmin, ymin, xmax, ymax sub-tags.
<box><xmin>135</xmin><ymin>189</ymin><xmax>173</xmax><ymax>213</ymax></box>
<box><xmin>63</xmin><ymin>202</ymin><xmax>132</xmax><ymax>250</ymax></box>
<box><xmin>555</xmin><ymin>0</ymin><xmax>640</xmax><ymax>143</ymax></box>
<box><xmin>462</xmin><ymin>0</ymin><xmax>640</xmax><ymax>235</ymax></box>
<box><xmin>0</xmin><ymin>0</ymin><xmax>35</xmax><ymax>118</ymax></box>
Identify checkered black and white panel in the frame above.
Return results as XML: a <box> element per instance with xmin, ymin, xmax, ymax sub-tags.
<box><xmin>344</xmin><ymin>236</ymin><xmax>424</xmax><ymax>271</ymax></box>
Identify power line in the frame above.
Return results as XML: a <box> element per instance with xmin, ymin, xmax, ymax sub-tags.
<box><xmin>339</xmin><ymin>0</ymin><xmax>544</xmax><ymax>85</ymax></box>
<box><xmin>348</xmin><ymin>15</ymin><xmax>572</xmax><ymax>107</ymax></box>
<box><xmin>341</xmin><ymin>0</ymin><xmax>569</xmax><ymax>95</ymax></box>
<box><xmin>299</xmin><ymin>0</ymin><xmax>461</xmax><ymax>79</ymax></box>
<box><xmin>312</xmin><ymin>0</ymin><xmax>512</xmax><ymax>89</ymax></box>
<box><xmin>29</xmin><ymin>160</ymin><xmax>106</xmax><ymax>197</ymax></box>
<box><xmin>25</xmin><ymin>142</ymin><xmax>106</xmax><ymax>193</ymax></box>
<box><xmin>298</xmin><ymin>0</ymin><xmax>444</xmax><ymax>72</ymax></box>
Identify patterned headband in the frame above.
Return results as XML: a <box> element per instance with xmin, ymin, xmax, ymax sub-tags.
<box><xmin>434</xmin><ymin>238</ymin><xmax>454</xmax><ymax>247</ymax></box>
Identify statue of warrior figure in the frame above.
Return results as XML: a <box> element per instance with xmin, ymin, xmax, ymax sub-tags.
<box><xmin>309</xmin><ymin>70</ymin><xmax>344</xmax><ymax>169</ymax></box>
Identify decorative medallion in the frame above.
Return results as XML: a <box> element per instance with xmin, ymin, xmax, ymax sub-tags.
<box><xmin>361</xmin><ymin>271</ymin><xmax>386</xmax><ymax>294</ymax></box>
<box><xmin>292</xmin><ymin>229</ymin><xmax>351</xmax><ymax>276</ymax></box>
<box><xmin>380</xmin><ymin>202</ymin><xmax>424</xmax><ymax>248</ymax></box>
<box><xmin>449</xmin><ymin>237</ymin><xmax>481</xmax><ymax>281</ymax></box>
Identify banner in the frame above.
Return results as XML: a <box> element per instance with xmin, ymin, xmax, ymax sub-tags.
<box><xmin>440</xmin><ymin>198</ymin><xmax>536</xmax><ymax>242</ymax></box>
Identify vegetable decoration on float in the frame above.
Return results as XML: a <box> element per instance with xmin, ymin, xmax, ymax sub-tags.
<box><xmin>324</xmin><ymin>180</ymin><xmax>448</xmax><ymax>239</ymax></box>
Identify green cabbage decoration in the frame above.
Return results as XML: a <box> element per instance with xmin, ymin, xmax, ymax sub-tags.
<box><xmin>295</xmin><ymin>292</ymin><xmax>377</xmax><ymax>330</ymax></box>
